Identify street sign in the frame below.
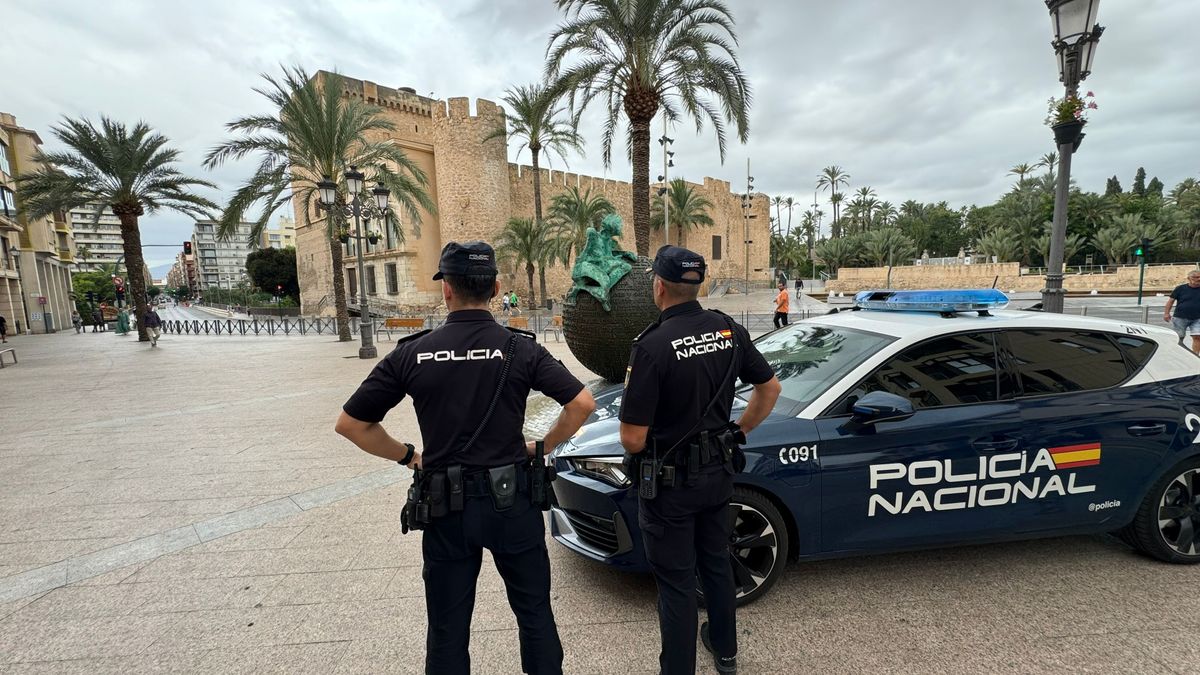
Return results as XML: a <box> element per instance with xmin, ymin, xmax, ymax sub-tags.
<box><xmin>113</xmin><ymin>276</ymin><xmax>125</xmax><ymax>289</ymax></box>
<box><xmin>37</xmin><ymin>296</ymin><xmax>47</xmax><ymax>305</ymax></box>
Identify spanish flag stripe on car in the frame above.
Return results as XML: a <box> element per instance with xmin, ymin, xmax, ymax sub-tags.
<box><xmin>1049</xmin><ymin>443</ymin><xmax>1101</xmax><ymax>469</ymax></box>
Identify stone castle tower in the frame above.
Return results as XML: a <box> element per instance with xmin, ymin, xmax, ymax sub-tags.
<box><xmin>294</xmin><ymin>72</ymin><xmax>771</xmax><ymax>315</ymax></box>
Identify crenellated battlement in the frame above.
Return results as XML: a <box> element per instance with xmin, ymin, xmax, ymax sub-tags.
<box><xmin>319</xmin><ymin>70</ymin><xmax>433</xmax><ymax>118</ymax></box>
<box><xmin>434</xmin><ymin>97</ymin><xmax>505</xmax><ymax>124</ymax></box>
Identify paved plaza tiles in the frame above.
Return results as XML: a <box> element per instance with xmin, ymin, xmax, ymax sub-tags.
<box><xmin>0</xmin><ymin>330</ymin><xmax>1196</xmax><ymax>673</ymax></box>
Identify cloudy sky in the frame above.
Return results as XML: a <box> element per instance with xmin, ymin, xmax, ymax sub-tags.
<box><xmin>5</xmin><ymin>0</ymin><xmax>1198</xmax><ymax>270</ymax></box>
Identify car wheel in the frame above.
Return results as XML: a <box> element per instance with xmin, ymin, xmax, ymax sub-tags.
<box><xmin>1126</xmin><ymin>457</ymin><xmax>1200</xmax><ymax>563</ymax></box>
<box><xmin>698</xmin><ymin>487</ymin><xmax>790</xmax><ymax>607</ymax></box>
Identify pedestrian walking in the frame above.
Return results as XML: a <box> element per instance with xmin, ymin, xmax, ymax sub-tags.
<box><xmin>142</xmin><ymin>305</ymin><xmax>162</xmax><ymax>347</ymax></box>
<box><xmin>336</xmin><ymin>241</ymin><xmax>595</xmax><ymax>675</ymax></box>
<box><xmin>71</xmin><ymin>311</ymin><xmax>83</xmax><ymax>333</ymax></box>
<box><xmin>502</xmin><ymin>291</ymin><xmax>511</xmax><ymax>315</ymax></box>
<box><xmin>509</xmin><ymin>290</ymin><xmax>520</xmax><ymax>315</ymax></box>
<box><xmin>773</xmin><ymin>280</ymin><xmax>790</xmax><ymax>329</ymax></box>
<box><xmin>1165</xmin><ymin>270</ymin><xmax>1200</xmax><ymax>354</ymax></box>
<box><xmin>115</xmin><ymin>308</ymin><xmax>130</xmax><ymax>335</ymax></box>
<box><xmin>619</xmin><ymin>245</ymin><xmax>781</xmax><ymax>675</ymax></box>
<box><xmin>795</xmin><ymin>277</ymin><xmax>803</xmax><ymax>299</ymax></box>
<box><xmin>91</xmin><ymin>309</ymin><xmax>102</xmax><ymax>332</ymax></box>
<box><xmin>0</xmin><ymin>314</ymin><xmax>8</xmax><ymax>343</ymax></box>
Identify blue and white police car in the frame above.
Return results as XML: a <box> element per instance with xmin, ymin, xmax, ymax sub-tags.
<box><xmin>549</xmin><ymin>290</ymin><xmax>1200</xmax><ymax>604</ymax></box>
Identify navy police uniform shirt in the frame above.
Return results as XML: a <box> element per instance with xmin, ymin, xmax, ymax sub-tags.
<box><xmin>343</xmin><ymin>309</ymin><xmax>584</xmax><ymax>471</ymax></box>
<box><xmin>619</xmin><ymin>301</ymin><xmax>774</xmax><ymax>451</ymax></box>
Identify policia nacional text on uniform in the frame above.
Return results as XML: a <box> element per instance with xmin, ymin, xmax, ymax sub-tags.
<box><xmin>620</xmin><ymin>246</ymin><xmax>782</xmax><ymax>675</ymax></box>
<box><xmin>336</xmin><ymin>242</ymin><xmax>595</xmax><ymax>675</ymax></box>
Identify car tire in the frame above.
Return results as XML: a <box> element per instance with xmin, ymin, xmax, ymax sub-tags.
<box><xmin>1124</xmin><ymin>456</ymin><xmax>1200</xmax><ymax>564</ymax></box>
<box><xmin>697</xmin><ymin>487</ymin><xmax>790</xmax><ymax>607</ymax></box>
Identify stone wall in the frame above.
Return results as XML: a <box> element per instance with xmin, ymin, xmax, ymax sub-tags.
<box><xmin>827</xmin><ymin>262</ymin><xmax>1200</xmax><ymax>294</ymax></box>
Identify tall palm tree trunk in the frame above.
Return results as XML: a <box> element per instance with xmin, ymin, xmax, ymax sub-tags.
<box><xmin>538</xmin><ymin>265</ymin><xmax>548</xmax><ymax>310</ymax></box>
<box><xmin>530</xmin><ymin>146</ymin><xmax>543</xmax><ymax>308</ymax></box>
<box><xmin>628</xmin><ymin>110</ymin><xmax>655</xmax><ymax>257</ymax></box>
<box><xmin>525</xmin><ymin>262</ymin><xmax>535</xmax><ymax>309</ymax></box>
<box><xmin>114</xmin><ymin>205</ymin><xmax>149</xmax><ymax>341</ymax></box>
<box><xmin>329</xmin><ymin>235</ymin><xmax>352</xmax><ymax>341</ymax></box>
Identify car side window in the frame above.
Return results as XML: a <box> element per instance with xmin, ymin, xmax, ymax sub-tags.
<box><xmin>1113</xmin><ymin>335</ymin><xmax>1156</xmax><ymax>373</ymax></box>
<box><xmin>840</xmin><ymin>333</ymin><xmax>1001</xmax><ymax>411</ymax></box>
<box><xmin>1005</xmin><ymin>330</ymin><xmax>1129</xmax><ymax>395</ymax></box>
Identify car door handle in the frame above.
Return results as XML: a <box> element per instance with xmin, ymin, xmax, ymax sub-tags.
<box><xmin>971</xmin><ymin>438</ymin><xmax>1020</xmax><ymax>452</ymax></box>
<box><xmin>1127</xmin><ymin>423</ymin><xmax>1166</xmax><ymax>437</ymax></box>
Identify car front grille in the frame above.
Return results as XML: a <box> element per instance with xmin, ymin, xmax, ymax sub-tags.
<box><xmin>562</xmin><ymin>508</ymin><xmax>620</xmax><ymax>555</ymax></box>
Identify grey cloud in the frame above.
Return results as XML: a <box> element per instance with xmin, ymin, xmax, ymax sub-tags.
<box><xmin>3</xmin><ymin>0</ymin><xmax>1197</xmax><ymax>268</ymax></box>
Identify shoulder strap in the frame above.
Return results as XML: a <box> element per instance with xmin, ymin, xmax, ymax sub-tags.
<box><xmin>660</xmin><ymin>314</ymin><xmax>741</xmax><ymax>457</ymax></box>
<box><xmin>449</xmin><ymin>334</ymin><xmax>519</xmax><ymax>463</ymax></box>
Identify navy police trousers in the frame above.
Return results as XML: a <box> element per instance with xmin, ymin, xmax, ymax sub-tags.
<box><xmin>639</xmin><ymin>463</ymin><xmax>737</xmax><ymax>675</ymax></box>
<box><xmin>422</xmin><ymin>496</ymin><xmax>564</xmax><ymax>674</ymax></box>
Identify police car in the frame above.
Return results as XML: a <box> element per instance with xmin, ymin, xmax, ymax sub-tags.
<box><xmin>549</xmin><ymin>290</ymin><xmax>1200</xmax><ymax>604</ymax></box>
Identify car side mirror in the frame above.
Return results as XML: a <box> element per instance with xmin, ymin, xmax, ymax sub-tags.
<box><xmin>850</xmin><ymin>391</ymin><xmax>915</xmax><ymax>426</ymax></box>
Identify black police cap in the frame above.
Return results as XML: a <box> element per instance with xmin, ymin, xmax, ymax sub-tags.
<box><xmin>432</xmin><ymin>241</ymin><xmax>498</xmax><ymax>280</ymax></box>
<box><xmin>650</xmin><ymin>245</ymin><xmax>706</xmax><ymax>284</ymax></box>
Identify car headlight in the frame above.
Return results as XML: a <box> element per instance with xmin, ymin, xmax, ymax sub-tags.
<box><xmin>568</xmin><ymin>456</ymin><xmax>631</xmax><ymax>488</ymax></box>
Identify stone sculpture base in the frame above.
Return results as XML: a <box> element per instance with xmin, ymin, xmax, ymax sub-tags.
<box><xmin>562</xmin><ymin>256</ymin><xmax>659</xmax><ymax>383</ymax></box>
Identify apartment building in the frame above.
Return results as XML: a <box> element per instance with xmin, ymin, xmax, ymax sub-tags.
<box><xmin>0</xmin><ymin>112</ymin><xmax>76</xmax><ymax>334</ymax></box>
<box><xmin>260</xmin><ymin>215</ymin><xmax>296</xmax><ymax>249</ymax></box>
<box><xmin>193</xmin><ymin>220</ymin><xmax>253</xmax><ymax>289</ymax></box>
<box><xmin>69</xmin><ymin>203</ymin><xmax>125</xmax><ymax>272</ymax></box>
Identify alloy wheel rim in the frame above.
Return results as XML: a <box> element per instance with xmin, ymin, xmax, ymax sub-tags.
<box><xmin>728</xmin><ymin>502</ymin><xmax>778</xmax><ymax>599</ymax></box>
<box><xmin>1158</xmin><ymin>468</ymin><xmax>1200</xmax><ymax>557</ymax></box>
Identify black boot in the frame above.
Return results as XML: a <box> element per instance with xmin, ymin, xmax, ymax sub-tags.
<box><xmin>700</xmin><ymin>622</ymin><xmax>736</xmax><ymax>674</ymax></box>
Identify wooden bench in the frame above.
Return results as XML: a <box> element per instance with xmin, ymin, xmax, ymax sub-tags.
<box><xmin>0</xmin><ymin>348</ymin><xmax>15</xmax><ymax>368</ymax></box>
<box><xmin>379</xmin><ymin>317</ymin><xmax>426</xmax><ymax>340</ymax></box>
<box><xmin>541</xmin><ymin>315</ymin><xmax>563</xmax><ymax>342</ymax></box>
<box><xmin>506</xmin><ymin>316</ymin><xmax>530</xmax><ymax>331</ymax></box>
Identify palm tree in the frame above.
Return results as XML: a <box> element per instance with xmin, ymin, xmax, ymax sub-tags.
<box><xmin>1092</xmin><ymin>226</ymin><xmax>1137</xmax><ymax>266</ymax></box>
<box><xmin>547</xmin><ymin>0</ymin><xmax>751</xmax><ymax>257</ymax></box>
<box><xmin>496</xmin><ymin>217</ymin><xmax>565</xmax><ymax>307</ymax></box>
<box><xmin>828</xmin><ymin>192</ymin><xmax>845</xmax><ymax>238</ymax></box>
<box><xmin>1036</xmin><ymin>232</ymin><xmax>1086</xmax><ymax>267</ymax></box>
<box><xmin>547</xmin><ymin>185</ymin><xmax>615</xmax><ymax>264</ymax></box>
<box><xmin>814</xmin><ymin>237</ymin><xmax>860</xmax><ymax>276</ymax></box>
<box><xmin>771</xmin><ymin>196</ymin><xmax>785</xmax><ymax>236</ymax></box>
<box><xmin>816</xmin><ymin>166</ymin><xmax>850</xmax><ymax>237</ymax></box>
<box><xmin>1073</xmin><ymin>192</ymin><xmax>1113</xmax><ymax>236</ymax></box>
<box><xmin>16</xmin><ymin>117</ymin><xmax>217</xmax><ymax>341</ymax></box>
<box><xmin>771</xmin><ymin>233</ymin><xmax>805</xmax><ymax>278</ymax></box>
<box><xmin>1036</xmin><ymin>152</ymin><xmax>1058</xmax><ymax>174</ymax></box>
<box><xmin>204</xmin><ymin>67</ymin><xmax>435</xmax><ymax>342</ymax></box>
<box><xmin>487</xmin><ymin>83</ymin><xmax>584</xmax><ymax>235</ymax></box>
<box><xmin>1009</xmin><ymin>163</ymin><xmax>1035</xmax><ymax>182</ymax></box>
<box><xmin>862</xmin><ymin>228</ymin><xmax>917</xmax><ymax>267</ymax></box>
<box><xmin>975</xmin><ymin>228</ymin><xmax>1022</xmax><ymax>263</ymax></box>
<box><xmin>784</xmin><ymin>196</ymin><xmax>796</xmax><ymax>237</ymax></box>
<box><xmin>800</xmin><ymin>210</ymin><xmax>817</xmax><ymax>257</ymax></box>
<box><xmin>650</xmin><ymin>178</ymin><xmax>715</xmax><ymax>246</ymax></box>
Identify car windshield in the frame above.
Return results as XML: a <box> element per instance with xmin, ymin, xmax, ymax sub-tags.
<box><xmin>741</xmin><ymin>322</ymin><xmax>895</xmax><ymax>412</ymax></box>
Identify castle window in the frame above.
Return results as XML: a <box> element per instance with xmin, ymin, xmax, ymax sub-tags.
<box><xmin>385</xmin><ymin>263</ymin><xmax>398</xmax><ymax>294</ymax></box>
<box><xmin>712</xmin><ymin>235</ymin><xmax>723</xmax><ymax>261</ymax></box>
<box><xmin>365</xmin><ymin>265</ymin><xmax>377</xmax><ymax>295</ymax></box>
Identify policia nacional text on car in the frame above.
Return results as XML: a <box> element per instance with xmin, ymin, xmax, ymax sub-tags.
<box><xmin>335</xmin><ymin>241</ymin><xmax>595</xmax><ymax>675</ymax></box>
<box><xmin>620</xmin><ymin>246</ymin><xmax>781</xmax><ymax>675</ymax></box>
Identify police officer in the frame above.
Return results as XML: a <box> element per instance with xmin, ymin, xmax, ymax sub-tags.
<box><xmin>336</xmin><ymin>241</ymin><xmax>596</xmax><ymax>675</ymax></box>
<box><xmin>619</xmin><ymin>245</ymin><xmax>781</xmax><ymax>675</ymax></box>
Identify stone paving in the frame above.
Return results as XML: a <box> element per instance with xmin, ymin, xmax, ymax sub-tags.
<box><xmin>0</xmin><ymin>330</ymin><xmax>1197</xmax><ymax>673</ymax></box>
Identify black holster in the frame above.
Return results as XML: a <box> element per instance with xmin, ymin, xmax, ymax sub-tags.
<box><xmin>528</xmin><ymin>441</ymin><xmax>557</xmax><ymax>511</ymax></box>
<box><xmin>487</xmin><ymin>464</ymin><xmax>518</xmax><ymax>511</ymax></box>
<box><xmin>401</xmin><ymin>471</ymin><xmax>431</xmax><ymax>534</ymax></box>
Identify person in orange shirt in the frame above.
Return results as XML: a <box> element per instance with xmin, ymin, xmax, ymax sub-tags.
<box><xmin>773</xmin><ymin>281</ymin><xmax>790</xmax><ymax>329</ymax></box>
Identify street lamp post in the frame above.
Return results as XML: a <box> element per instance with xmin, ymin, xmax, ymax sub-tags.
<box><xmin>657</xmin><ymin>123</ymin><xmax>674</xmax><ymax>245</ymax></box>
<box><xmin>1041</xmin><ymin>0</ymin><xmax>1103</xmax><ymax>313</ymax></box>
<box><xmin>317</xmin><ymin>166</ymin><xmax>391</xmax><ymax>359</ymax></box>
<box><xmin>741</xmin><ymin>160</ymin><xmax>755</xmax><ymax>295</ymax></box>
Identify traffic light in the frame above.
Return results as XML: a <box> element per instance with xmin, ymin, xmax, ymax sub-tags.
<box><xmin>183</xmin><ymin>241</ymin><xmax>192</xmax><ymax>255</ymax></box>
<box><xmin>1134</xmin><ymin>238</ymin><xmax>1151</xmax><ymax>258</ymax></box>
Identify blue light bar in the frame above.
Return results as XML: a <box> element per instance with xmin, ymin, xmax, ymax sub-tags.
<box><xmin>853</xmin><ymin>289</ymin><xmax>1010</xmax><ymax>313</ymax></box>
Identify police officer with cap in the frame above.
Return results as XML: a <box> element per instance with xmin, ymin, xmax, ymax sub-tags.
<box><xmin>619</xmin><ymin>245</ymin><xmax>781</xmax><ymax>675</ymax></box>
<box><xmin>336</xmin><ymin>241</ymin><xmax>596</xmax><ymax>675</ymax></box>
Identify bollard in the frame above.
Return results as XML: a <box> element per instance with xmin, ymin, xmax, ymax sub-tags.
<box><xmin>1141</xmin><ymin>305</ymin><xmax>1149</xmax><ymax>324</ymax></box>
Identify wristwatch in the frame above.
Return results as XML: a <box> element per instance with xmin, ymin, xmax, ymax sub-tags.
<box><xmin>397</xmin><ymin>443</ymin><xmax>416</xmax><ymax>467</ymax></box>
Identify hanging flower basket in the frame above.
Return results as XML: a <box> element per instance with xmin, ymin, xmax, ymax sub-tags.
<box><xmin>1052</xmin><ymin>119</ymin><xmax>1086</xmax><ymax>148</ymax></box>
<box><xmin>367</xmin><ymin>233</ymin><xmax>380</xmax><ymax>245</ymax></box>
